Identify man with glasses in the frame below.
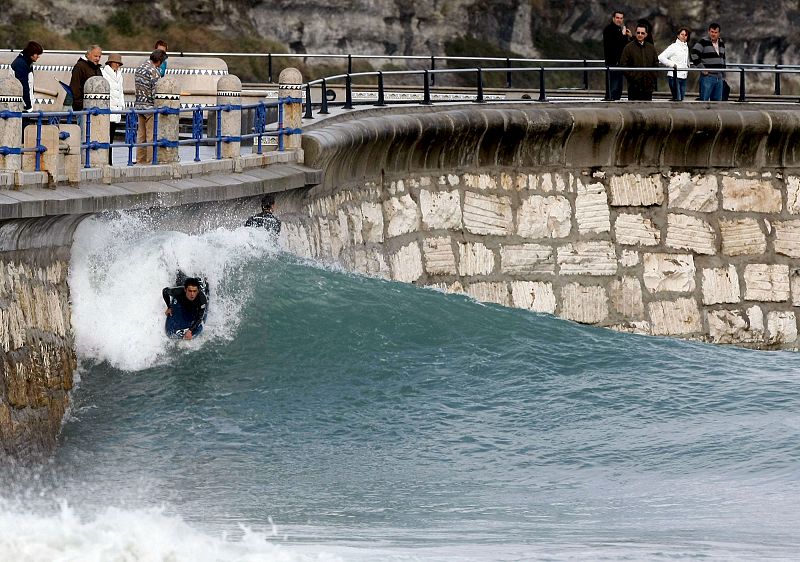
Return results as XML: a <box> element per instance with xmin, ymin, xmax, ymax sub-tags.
<box><xmin>619</xmin><ymin>25</ymin><xmax>659</xmax><ymax>101</ymax></box>
<box><xmin>691</xmin><ymin>23</ymin><xmax>726</xmax><ymax>101</ymax></box>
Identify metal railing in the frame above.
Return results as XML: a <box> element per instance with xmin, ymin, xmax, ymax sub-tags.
<box><xmin>0</xmin><ymin>97</ymin><xmax>302</xmax><ymax>172</ymax></box>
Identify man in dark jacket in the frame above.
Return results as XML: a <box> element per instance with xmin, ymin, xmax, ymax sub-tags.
<box><xmin>245</xmin><ymin>194</ymin><xmax>282</xmax><ymax>236</ymax></box>
<box><xmin>11</xmin><ymin>41</ymin><xmax>43</xmax><ymax>111</ymax></box>
<box><xmin>691</xmin><ymin>23</ymin><xmax>726</xmax><ymax>101</ymax></box>
<box><xmin>163</xmin><ymin>277</ymin><xmax>208</xmax><ymax>340</ymax></box>
<box><xmin>619</xmin><ymin>25</ymin><xmax>659</xmax><ymax>101</ymax></box>
<box><xmin>602</xmin><ymin>10</ymin><xmax>631</xmax><ymax>100</ymax></box>
<box><xmin>69</xmin><ymin>45</ymin><xmax>103</xmax><ymax>110</ymax></box>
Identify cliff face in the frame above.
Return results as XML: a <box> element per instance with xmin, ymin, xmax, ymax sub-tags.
<box><xmin>3</xmin><ymin>0</ymin><xmax>799</xmax><ymax>64</ymax></box>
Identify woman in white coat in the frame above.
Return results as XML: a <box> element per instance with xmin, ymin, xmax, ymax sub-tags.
<box><xmin>102</xmin><ymin>53</ymin><xmax>125</xmax><ymax>164</ymax></box>
<box><xmin>658</xmin><ymin>28</ymin><xmax>691</xmax><ymax>101</ymax></box>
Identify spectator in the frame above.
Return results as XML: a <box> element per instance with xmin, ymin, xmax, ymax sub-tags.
<box><xmin>134</xmin><ymin>49</ymin><xmax>167</xmax><ymax>164</ymax></box>
<box><xmin>11</xmin><ymin>41</ymin><xmax>43</xmax><ymax>111</ymax></box>
<box><xmin>691</xmin><ymin>23</ymin><xmax>726</xmax><ymax>101</ymax></box>
<box><xmin>659</xmin><ymin>28</ymin><xmax>691</xmax><ymax>101</ymax></box>
<box><xmin>102</xmin><ymin>53</ymin><xmax>125</xmax><ymax>164</ymax></box>
<box><xmin>154</xmin><ymin>39</ymin><xmax>169</xmax><ymax>77</ymax></box>
<box><xmin>69</xmin><ymin>45</ymin><xmax>103</xmax><ymax>111</ymax></box>
<box><xmin>602</xmin><ymin>10</ymin><xmax>632</xmax><ymax>100</ymax></box>
<box><xmin>619</xmin><ymin>24</ymin><xmax>659</xmax><ymax>101</ymax></box>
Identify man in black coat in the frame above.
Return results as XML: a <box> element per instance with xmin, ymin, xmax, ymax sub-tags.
<box><xmin>69</xmin><ymin>45</ymin><xmax>103</xmax><ymax>111</ymax></box>
<box><xmin>619</xmin><ymin>25</ymin><xmax>659</xmax><ymax>101</ymax></box>
<box><xmin>602</xmin><ymin>10</ymin><xmax>632</xmax><ymax>100</ymax></box>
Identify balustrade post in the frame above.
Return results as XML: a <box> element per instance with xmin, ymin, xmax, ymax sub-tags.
<box><xmin>279</xmin><ymin>67</ymin><xmax>303</xmax><ymax>151</ymax></box>
<box><xmin>216</xmin><ymin>75</ymin><xmax>242</xmax><ymax>160</ymax></box>
<box><xmin>84</xmin><ymin>76</ymin><xmax>110</xmax><ymax>168</ymax></box>
<box><xmin>156</xmin><ymin>77</ymin><xmax>181</xmax><ymax>163</ymax></box>
<box><xmin>0</xmin><ymin>77</ymin><xmax>24</xmax><ymax>173</ymax></box>
<box><xmin>738</xmin><ymin>68</ymin><xmax>747</xmax><ymax>102</ymax></box>
<box><xmin>774</xmin><ymin>65</ymin><xmax>781</xmax><ymax>96</ymax></box>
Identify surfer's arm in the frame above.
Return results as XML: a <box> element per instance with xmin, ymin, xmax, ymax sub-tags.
<box><xmin>163</xmin><ymin>287</ymin><xmax>177</xmax><ymax>314</ymax></box>
<box><xmin>187</xmin><ymin>294</ymin><xmax>207</xmax><ymax>333</ymax></box>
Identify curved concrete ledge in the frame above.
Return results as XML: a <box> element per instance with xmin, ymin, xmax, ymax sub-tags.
<box><xmin>303</xmin><ymin>103</ymin><xmax>800</xmax><ymax>187</ymax></box>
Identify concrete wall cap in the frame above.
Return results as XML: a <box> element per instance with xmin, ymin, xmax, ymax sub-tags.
<box><xmin>216</xmin><ymin>74</ymin><xmax>242</xmax><ymax>92</ymax></box>
<box><xmin>279</xmin><ymin>67</ymin><xmax>303</xmax><ymax>85</ymax></box>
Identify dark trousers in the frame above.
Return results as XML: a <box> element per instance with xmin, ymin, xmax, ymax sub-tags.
<box><xmin>627</xmin><ymin>84</ymin><xmax>653</xmax><ymax>101</ymax></box>
<box><xmin>609</xmin><ymin>69</ymin><xmax>624</xmax><ymax>100</ymax></box>
<box><xmin>108</xmin><ymin>121</ymin><xmax>118</xmax><ymax>165</ymax></box>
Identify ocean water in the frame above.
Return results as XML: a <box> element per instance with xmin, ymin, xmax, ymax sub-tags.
<box><xmin>2</xmin><ymin>214</ymin><xmax>800</xmax><ymax>561</ymax></box>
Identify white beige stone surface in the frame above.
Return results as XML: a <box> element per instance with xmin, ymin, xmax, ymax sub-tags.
<box><xmin>701</xmin><ymin>265</ymin><xmax>741</xmax><ymax>305</ymax></box>
<box><xmin>420</xmin><ymin>190</ymin><xmax>462</xmax><ymax>231</ymax></box>
<box><xmin>509</xmin><ymin>281</ymin><xmax>557</xmax><ymax>313</ymax></box>
<box><xmin>463</xmin><ymin>191</ymin><xmax>514</xmax><ymax>235</ymax></box>
<box><xmin>707</xmin><ymin>308</ymin><xmax>764</xmax><ymax>344</ymax></box>
<box><xmin>539</xmin><ymin>173</ymin><xmax>568</xmax><ymax>193</ymax></box>
<box><xmin>500</xmin><ymin>244</ymin><xmax>555</xmax><ymax>274</ymax></box>
<box><xmin>560</xmin><ymin>283</ymin><xmax>609</xmax><ymax>323</ymax></box>
<box><xmin>766</xmin><ymin>311</ymin><xmax>798</xmax><ymax>345</ymax></box>
<box><xmin>389</xmin><ymin>242</ymin><xmax>423</xmax><ymax>282</ymax></box>
<box><xmin>792</xmin><ymin>271</ymin><xmax>800</xmax><ymax>307</ymax></box>
<box><xmin>517</xmin><ymin>195</ymin><xmax>572</xmax><ymax>238</ymax></box>
<box><xmin>619</xmin><ymin>250</ymin><xmax>639</xmax><ymax>267</ymax></box>
<box><xmin>465</xmin><ymin>282</ymin><xmax>509</xmax><ymax>306</ymax></box>
<box><xmin>773</xmin><ymin>220</ymin><xmax>800</xmax><ymax>258</ymax></box>
<box><xmin>422</xmin><ymin>237</ymin><xmax>457</xmax><ymax>275</ymax></box>
<box><xmin>614</xmin><ymin>213</ymin><xmax>660</xmax><ymax>246</ymax></box>
<box><xmin>458</xmin><ymin>242</ymin><xmax>495</xmax><ymax>276</ymax></box>
<box><xmin>609</xmin><ymin>173</ymin><xmax>664</xmax><ymax>206</ymax></box>
<box><xmin>643</xmin><ymin>253</ymin><xmax>696</xmax><ymax>293</ymax></box>
<box><xmin>648</xmin><ymin>298</ymin><xmax>702</xmax><ymax>335</ymax></box>
<box><xmin>719</xmin><ymin>218</ymin><xmax>766</xmax><ymax>256</ymax></box>
<box><xmin>609</xmin><ymin>276</ymin><xmax>645</xmax><ymax>317</ymax></box>
<box><xmin>464</xmin><ymin>173</ymin><xmax>497</xmax><ymax>190</ymax></box>
<box><xmin>384</xmin><ymin>194</ymin><xmax>420</xmax><ymax>238</ymax></box>
<box><xmin>666</xmin><ymin>214</ymin><xmax>716</xmax><ymax>254</ymax></box>
<box><xmin>557</xmin><ymin>241</ymin><xmax>617</xmax><ymax>276</ymax></box>
<box><xmin>668</xmin><ymin>173</ymin><xmax>718</xmax><ymax>212</ymax></box>
<box><xmin>575</xmin><ymin>180</ymin><xmax>611</xmax><ymax>234</ymax></box>
<box><xmin>361</xmin><ymin>201</ymin><xmax>384</xmax><ymax>243</ymax></box>
<box><xmin>721</xmin><ymin>177</ymin><xmax>782</xmax><ymax>213</ymax></box>
<box><xmin>788</xmin><ymin>176</ymin><xmax>800</xmax><ymax>214</ymax></box>
<box><xmin>743</xmin><ymin>264</ymin><xmax>790</xmax><ymax>302</ymax></box>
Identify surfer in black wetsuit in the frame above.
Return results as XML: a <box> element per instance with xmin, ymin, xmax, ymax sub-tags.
<box><xmin>163</xmin><ymin>277</ymin><xmax>207</xmax><ymax>340</ymax></box>
<box><xmin>245</xmin><ymin>194</ymin><xmax>281</xmax><ymax>235</ymax></box>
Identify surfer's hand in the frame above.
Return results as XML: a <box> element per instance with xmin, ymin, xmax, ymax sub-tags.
<box><xmin>165</xmin><ymin>307</ymin><xmax>173</xmax><ymax>316</ymax></box>
<box><xmin>183</xmin><ymin>330</ymin><xmax>193</xmax><ymax>340</ymax></box>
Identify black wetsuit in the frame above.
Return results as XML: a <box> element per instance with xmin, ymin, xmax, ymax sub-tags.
<box><xmin>245</xmin><ymin>210</ymin><xmax>281</xmax><ymax>235</ymax></box>
<box><xmin>162</xmin><ymin>287</ymin><xmax>208</xmax><ymax>333</ymax></box>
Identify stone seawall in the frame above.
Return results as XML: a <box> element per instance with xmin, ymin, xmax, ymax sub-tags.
<box><xmin>280</xmin><ymin>104</ymin><xmax>800</xmax><ymax>350</ymax></box>
<box><xmin>0</xmin><ymin>247</ymin><xmax>74</xmax><ymax>459</ymax></box>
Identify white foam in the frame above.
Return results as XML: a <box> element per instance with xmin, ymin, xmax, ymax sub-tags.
<box><xmin>0</xmin><ymin>500</ymin><xmax>342</xmax><ymax>562</ymax></box>
<box><xmin>70</xmin><ymin>213</ymin><xmax>278</xmax><ymax>371</ymax></box>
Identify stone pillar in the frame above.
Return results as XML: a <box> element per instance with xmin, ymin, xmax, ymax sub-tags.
<box><xmin>279</xmin><ymin>68</ymin><xmax>303</xmax><ymax>150</ymax></box>
<box><xmin>216</xmin><ymin>74</ymin><xmax>242</xmax><ymax>159</ymax></box>
<box><xmin>23</xmin><ymin>125</ymin><xmax>59</xmax><ymax>183</ymax></box>
<box><xmin>61</xmin><ymin>124</ymin><xmax>82</xmax><ymax>183</ymax></box>
<box><xmin>0</xmin><ymin>77</ymin><xmax>24</xmax><ymax>172</ymax></box>
<box><xmin>84</xmin><ymin>76</ymin><xmax>110</xmax><ymax>168</ymax></box>
<box><xmin>155</xmin><ymin>78</ymin><xmax>181</xmax><ymax>164</ymax></box>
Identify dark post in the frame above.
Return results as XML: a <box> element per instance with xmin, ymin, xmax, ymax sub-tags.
<box><xmin>738</xmin><ymin>68</ymin><xmax>747</xmax><ymax>102</ymax></box>
<box><xmin>347</xmin><ymin>54</ymin><xmax>352</xmax><ymax>75</ymax></box>
<box><xmin>538</xmin><ymin>67</ymin><xmax>547</xmax><ymax>102</ymax></box>
<box><xmin>506</xmin><ymin>57</ymin><xmax>512</xmax><ymax>89</ymax></box>
<box><xmin>268</xmin><ymin>53</ymin><xmax>273</xmax><ymax>84</ymax></box>
<box><xmin>422</xmin><ymin>70</ymin><xmax>433</xmax><ymax>105</ymax></box>
<box><xmin>375</xmin><ymin>72</ymin><xmax>386</xmax><ymax>107</ymax></box>
<box><xmin>774</xmin><ymin>65</ymin><xmax>781</xmax><ymax>96</ymax></box>
<box><xmin>303</xmin><ymin>83</ymin><xmax>314</xmax><ymax>119</ymax></box>
<box><xmin>430</xmin><ymin>55</ymin><xmax>436</xmax><ymax>87</ymax></box>
<box><xmin>344</xmin><ymin>74</ymin><xmax>353</xmax><ymax>110</ymax></box>
<box><xmin>671</xmin><ymin>66</ymin><xmax>679</xmax><ymax>101</ymax></box>
<box><xmin>319</xmin><ymin>78</ymin><xmax>329</xmax><ymax>114</ymax></box>
<box><xmin>604</xmin><ymin>67</ymin><xmax>612</xmax><ymax>101</ymax></box>
<box><xmin>475</xmin><ymin>68</ymin><xmax>485</xmax><ymax>103</ymax></box>
<box><xmin>583</xmin><ymin>59</ymin><xmax>589</xmax><ymax>90</ymax></box>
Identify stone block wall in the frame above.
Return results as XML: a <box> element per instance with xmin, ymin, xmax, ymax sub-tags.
<box><xmin>281</xmin><ymin>167</ymin><xmax>800</xmax><ymax>349</ymax></box>
<box><xmin>0</xmin><ymin>248</ymin><xmax>75</xmax><ymax>459</ymax></box>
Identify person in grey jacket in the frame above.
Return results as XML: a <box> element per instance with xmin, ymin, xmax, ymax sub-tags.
<box><xmin>658</xmin><ymin>28</ymin><xmax>691</xmax><ymax>101</ymax></box>
<box><xmin>691</xmin><ymin>23</ymin><xmax>726</xmax><ymax>101</ymax></box>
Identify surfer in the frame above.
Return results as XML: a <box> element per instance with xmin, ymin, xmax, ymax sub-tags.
<box><xmin>245</xmin><ymin>194</ymin><xmax>281</xmax><ymax>235</ymax></box>
<box><xmin>163</xmin><ymin>277</ymin><xmax>208</xmax><ymax>340</ymax></box>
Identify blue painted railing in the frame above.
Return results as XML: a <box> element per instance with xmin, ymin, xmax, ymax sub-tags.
<box><xmin>0</xmin><ymin>97</ymin><xmax>302</xmax><ymax>172</ymax></box>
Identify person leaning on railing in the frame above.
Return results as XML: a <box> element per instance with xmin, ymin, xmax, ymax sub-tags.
<box><xmin>134</xmin><ymin>49</ymin><xmax>167</xmax><ymax>165</ymax></box>
<box><xmin>658</xmin><ymin>28</ymin><xmax>691</xmax><ymax>101</ymax></box>
<box><xmin>691</xmin><ymin>23</ymin><xmax>726</xmax><ymax>101</ymax></box>
<box><xmin>10</xmin><ymin>41</ymin><xmax>43</xmax><ymax>112</ymax></box>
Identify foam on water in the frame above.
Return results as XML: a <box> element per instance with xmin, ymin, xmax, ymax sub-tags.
<box><xmin>69</xmin><ymin>213</ymin><xmax>278</xmax><ymax>371</ymax></box>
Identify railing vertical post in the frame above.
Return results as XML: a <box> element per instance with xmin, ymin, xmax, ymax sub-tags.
<box><xmin>216</xmin><ymin>74</ymin><xmax>241</xmax><ymax>160</ymax></box>
<box><xmin>538</xmin><ymin>67</ymin><xmax>547</xmax><ymax>102</ymax></box>
<box><xmin>475</xmin><ymin>68</ymin><xmax>485</xmax><ymax>103</ymax></box>
<box><xmin>344</xmin><ymin>74</ymin><xmax>353</xmax><ymax>109</ymax></box>
<box><xmin>738</xmin><ymin>68</ymin><xmax>747</xmax><ymax>102</ymax></box>
<box><xmin>430</xmin><ymin>55</ymin><xmax>436</xmax><ymax>86</ymax></box>
<box><xmin>268</xmin><ymin>53</ymin><xmax>273</xmax><ymax>84</ymax></box>
<box><xmin>422</xmin><ymin>69</ymin><xmax>433</xmax><ymax>105</ymax></box>
<box><xmin>125</xmin><ymin>110</ymin><xmax>136</xmax><ymax>166</ymax></box>
<box><xmin>278</xmin><ymin>67</ymin><xmax>304</xmax><ymax>151</ymax></box>
<box><xmin>304</xmin><ymin>82</ymin><xmax>314</xmax><ymax>119</ymax></box>
<box><xmin>152</xmin><ymin>110</ymin><xmax>160</xmax><ymax>164</ymax></box>
<box><xmin>320</xmin><ymin>78</ymin><xmax>330</xmax><ymax>113</ymax></box>
<box><xmin>671</xmin><ymin>66</ymin><xmax>679</xmax><ymax>101</ymax></box>
<box><xmin>84</xmin><ymin>112</ymin><xmax>92</xmax><ymax>169</ymax></box>
<box><xmin>583</xmin><ymin>59</ymin><xmax>589</xmax><ymax>90</ymax></box>
<box><xmin>774</xmin><ymin>65</ymin><xmax>781</xmax><ymax>96</ymax></box>
<box><xmin>375</xmin><ymin>73</ymin><xmax>386</xmax><ymax>107</ymax></box>
<box><xmin>506</xmin><ymin>57</ymin><xmax>512</xmax><ymax>88</ymax></box>
<box><xmin>83</xmin><ymin>75</ymin><xmax>110</xmax><ymax>167</ymax></box>
<box><xmin>192</xmin><ymin>108</ymin><xmax>203</xmax><ymax>161</ymax></box>
<box><xmin>35</xmin><ymin>115</ymin><xmax>42</xmax><ymax>171</ymax></box>
<box><xmin>347</xmin><ymin>53</ymin><xmax>353</xmax><ymax>76</ymax></box>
